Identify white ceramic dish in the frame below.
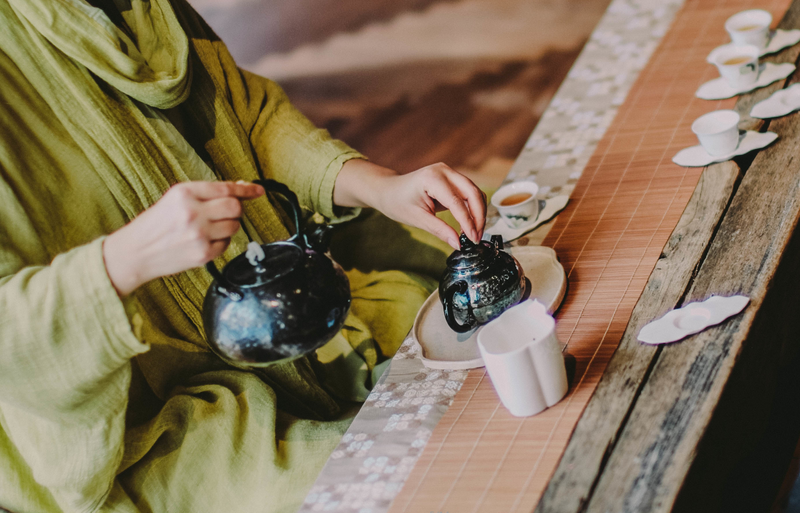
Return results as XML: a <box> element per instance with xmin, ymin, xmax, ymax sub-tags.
<box><xmin>478</xmin><ymin>300</ymin><xmax>568</xmax><ymax>417</ymax></box>
<box><xmin>672</xmin><ymin>131</ymin><xmax>777</xmax><ymax>167</ymax></box>
<box><xmin>695</xmin><ymin>62</ymin><xmax>795</xmax><ymax>100</ymax></box>
<box><xmin>412</xmin><ymin>246</ymin><xmax>567</xmax><ymax>370</ymax></box>
<box><xmin>750</xmin><ymin>83</ymin><xmax>800</xmax><ymax>118</ymax></box>
<box><xmin>707</xmin><ymin>29</ymin><xmax>800</xmax><ymax>62</ymax></box>
<box><xmin>638</xmin><ymin>295</ymin><xmax>750</xmax><ymax>345</ymax></box>
<box><xmin>483</xmin><ymin>195</ymin><xmax>569</xmax><ymax>243</ymax></box>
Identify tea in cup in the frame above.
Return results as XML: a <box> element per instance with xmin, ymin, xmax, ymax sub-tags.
<box><xmin>725</xmin><ymin>9</ymin><xmax>772</xmax><ymax>51</ymax></box>
<box><xmin>691</xmin><ymin>110</ymin><xmax>741</xmax><ymax>156</ymax></box>
<box><xmin>712</xmin><ymin>45</ymin><xmax>760</xmax><ymax>89</ymax></box>
<box><xmin>491</xmin><ymin>181</ymin><xmax>539</xmax><ymax>229</ymax></box>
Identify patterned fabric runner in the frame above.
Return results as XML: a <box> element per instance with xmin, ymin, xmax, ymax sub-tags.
<box><xmin>299</xmin><ymin>0</ymin><xmax>686</xmax><ymax>511</ymax></box>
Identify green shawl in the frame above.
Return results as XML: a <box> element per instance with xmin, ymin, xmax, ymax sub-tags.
<box><xmin>0</xmin><ymin>0</ymin><xmax>450</xmax><ymax>512</ymax></box>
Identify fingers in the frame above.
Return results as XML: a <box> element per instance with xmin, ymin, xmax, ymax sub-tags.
<box><xmin>203</xmin><ymin>197</ymin><xmax>243</xmax><ymax>221</ymax></box>
<box><xmin>424</xmin><ymin>166</ymin><xmax>482</xmax><ymax>243</ymax></box>
<box><xmin>175</xmin><ymin>181</ymin><xmax>265</xmax><ymax>201</ymax></box>
<box><xmin>448</xmin><ymin>172</ymin><xmax>487</xmax><ymax>237</ymax></box>
<box><xmin>206</xmin><ymin>238</ymin><xmax>232</xmax><ymax>260</ymax></box>
<box><xmin>206</xmin><ymin>220</ymin><xmax>242</xmax><ymax>241</ymax></box>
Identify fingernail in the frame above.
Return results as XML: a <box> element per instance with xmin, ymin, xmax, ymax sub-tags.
<box><xmin>448</xmin><ymin>236</ymin><xmax>459</xmax><ymax>249</ymax></box>
<box><xmin>235</xmin><ymin>180</ymin><xmax>247</xmax><ymax>184</ymax></box>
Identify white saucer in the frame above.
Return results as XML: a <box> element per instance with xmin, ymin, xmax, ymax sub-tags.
<box><xmin>750</xmin><ymin>83</ymin><xmax>800</xmax><ymax>118</ymax></box>
<box><xmin>695</xmin><ymin>62</ymin><xmax>795</xmax><ymax>100</ymax></box>
<box><xmin>412</xmin><ymin>246</ymin><xmax>567</xmax><ymax>370</ymax></box>
<box><xmin>483</xmin><ymin>195</ymin><xmax>569</xmax><ymax>243</ymax></box>
<box><xmin>672</xmin><ymin>130</ymin><xmax>777</xmax><ymax>167</ymax></box>
<box><xmin>707</xmin><ymin>29</ymin><xmax>800</xmax><ymax>63</ymax></box>
<box><xmin>638</xmin><ymin>295</ymin><xmax>749</xmax><ymax>345</ymax></box>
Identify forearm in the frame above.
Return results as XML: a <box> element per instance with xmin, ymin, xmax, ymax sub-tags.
<box><xmin>332</xmin><ymin>159</ymin><xmax>486</xmax><ymax>249</ymax></box>
<box><xmin>332</xmin><ymin>158</ymin><xmax>399</xmax><ymax>209</ymax></box>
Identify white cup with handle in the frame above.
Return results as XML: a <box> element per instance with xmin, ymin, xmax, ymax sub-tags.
<box><xmin>477</xmin><ymin>299</ymin><xmax>568</xmax><ymax>417</ymax></box>
<box><xmin>712</xmin><ymin>44</ymin><xmax>760</xmax><ymax>89</ymax></box>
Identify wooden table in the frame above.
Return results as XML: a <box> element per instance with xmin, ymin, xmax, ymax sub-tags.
<box><xmin>388</xmin><ymin>1</ymin><xmax>800</xmax><ymax>512</ymax></box>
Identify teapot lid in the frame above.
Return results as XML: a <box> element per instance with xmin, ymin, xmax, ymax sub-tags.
<box><xmin>445</xmin><ymin>233</ymin><xmax>498</xmax><ymax>270</ymax></box>
<box><xmin>223</xmin><ymin>242</ymin><xmax>303</xmax><ymax>288</ymax></box>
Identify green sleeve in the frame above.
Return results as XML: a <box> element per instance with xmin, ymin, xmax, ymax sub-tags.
<box><xmin>171</xmin><ymin>0</ymin><xmax>365</xmax><ymax>222</ymax></box>
<box><xmin>242</xmin><ymin>71</ymin><xmax>365</xmax><ymax>223</ymax></box>
<box><xmin>0</xmin><ymin>237</ymin><xmax>148</xmax><ymax>513</ymax></box>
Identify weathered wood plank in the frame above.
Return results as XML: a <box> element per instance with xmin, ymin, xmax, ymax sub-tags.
<box><xmin>535</xmin><ymin>2</ymin><xmax>800</xmax><ymax>512</ymax></box>
<box><xmin>535</xmin><ymin>159</ymin><xmax>742</xmax><ymax>513</ymax></box>
<box><xmin>583</xmin><ymin>42</ymin><xmax>800</xmax><ymax>513</ymax></box>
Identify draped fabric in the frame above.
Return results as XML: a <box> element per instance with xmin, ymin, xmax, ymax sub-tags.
<box><xmin>0</xmin><ymin>0</ymin><xmax>450</xmax><ymax>511</ymax></box>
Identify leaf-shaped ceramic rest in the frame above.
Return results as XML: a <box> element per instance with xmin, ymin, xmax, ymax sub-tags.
<box><xmin>638</xmin><ymin>295</ymin><xmax>750</xmax><ymax>345</ymax></box>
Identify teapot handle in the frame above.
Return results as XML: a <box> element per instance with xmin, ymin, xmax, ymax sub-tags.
<box><xmin>253</xmin><ymin>179</ymin><xmax>304</xmax><ymax>244</ymax></box>
<box><xmin>442</xmin><ymin>281</ymin><xmax>475</xmax><ymax>333</ymax></box>
<box><xmin>205</xmin><ymin>179</ymin><xmax>303</xmax><ymax>300</ymax></box>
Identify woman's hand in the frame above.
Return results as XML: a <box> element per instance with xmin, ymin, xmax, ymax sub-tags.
<box><xmin>103</xmin><ymin>181</ymin><xmax>264</xmax><ymax>297</ymax></box>
<box><xmin>334</xmin><ymin>160</ymin><xmax>486</xmax><ymax>250</ymax></box>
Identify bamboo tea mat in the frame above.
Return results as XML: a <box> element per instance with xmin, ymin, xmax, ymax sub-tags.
<box><xmin>388</xmin><ymin>0</ymin><xmax>791</xmax><ymax>511</ymax></box>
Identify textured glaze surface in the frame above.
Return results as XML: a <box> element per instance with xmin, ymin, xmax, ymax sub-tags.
<box><xmin>202</xmin><ymin>180</ymin><xmax>351</xmax><ymax>367</ymax></box>
<box><xmin>203</xmin><ymin>247</ymin><xmax>351</xmax><ymax>366</ymax></box>
<box><xmin>439</xmin><ymin>234</ymin><xmax>525</xmax><ymax>332</ymax></box>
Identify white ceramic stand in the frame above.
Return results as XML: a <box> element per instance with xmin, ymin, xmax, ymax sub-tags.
<box><xmin>412</xmin><ymin>246</ymin><xmax>567</xmax><ymax>370</ymax></box>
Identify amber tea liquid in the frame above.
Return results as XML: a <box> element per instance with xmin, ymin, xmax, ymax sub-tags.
<box><xmin>499</xmin><ymin>192</ymin><xmax>533</xmax><ymax>206</ymax></box>
<box><xmin>723</xmin><ymin>56</ymin><xmax>752</xmax><ymax>65</ymax></box>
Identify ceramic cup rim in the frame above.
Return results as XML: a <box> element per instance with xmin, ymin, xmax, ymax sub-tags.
<box><xmin>712</xmin><ymin>44</ymin><xmax>759</xmax><ymax>68</ymax></box>
<box><xmin>491</xmin><ymin>181</ymin><xmax>539</xmax><ymax>209</ymax></box>
<box><xmin>725</xmin><ymin>9</ymin><xmax>772</xmax><ymax>34</ymax></box>
<box><xmin>691</xmin><ymin>110</ymin><xmax>740</xmax><ymax>136</ymax></box>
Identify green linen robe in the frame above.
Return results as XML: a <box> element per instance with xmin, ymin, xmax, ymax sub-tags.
<box><xmin>0</xmin><ymin>0</ymin><xmax>450</xmax><ymax>512</ymax></box>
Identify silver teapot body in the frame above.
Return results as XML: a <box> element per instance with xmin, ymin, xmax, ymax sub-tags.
<box><xmin>202</xmin><ymin>180</ymin><xmax>350</xmax><ymax>367</ymax></box>
<box><xmin>439</xmin><ymin>234</ymin><xmax>526</xmax><ymax>333</ymax></box>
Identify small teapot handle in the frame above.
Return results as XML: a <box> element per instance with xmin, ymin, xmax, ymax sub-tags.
<box><xmin>442</xmin><ymin>280</ymin><xmax>475</xmax><ymax>333</ymax></box>
<box><xmin>205</xmin><ymin>179</ymin><xmax>305</xmax><ymax>300</ymax></box>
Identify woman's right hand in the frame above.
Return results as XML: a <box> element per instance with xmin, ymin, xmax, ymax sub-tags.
<box><xmin>103</xmin><ymin>181</ymin><xmax>265</xmax><ymax>297</ymax></box>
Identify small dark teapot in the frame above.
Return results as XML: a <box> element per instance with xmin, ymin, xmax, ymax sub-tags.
<box><xmin>439</xmin><ymin>233</ymin><xmax>526</xmax><ymax>333</ymax></box>
<box><xmin>202</xmin><ymin>180</ymin><xmax>350</xmax><ymax>367</ymax></box>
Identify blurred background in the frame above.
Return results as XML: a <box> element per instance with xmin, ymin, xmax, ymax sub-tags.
<box><xmin>188</xmin><ymin>0</ymin><xmax>612</xmax><ymax>190</ymax></box>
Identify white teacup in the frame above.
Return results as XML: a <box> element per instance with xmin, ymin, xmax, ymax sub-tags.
<box><xmin>477</xmin><ymin>300</ymin><xmax>568</xmax><ymax>417</ymax></box>
<box><xmin>491</xmin><ymin>181</ymin><xmax>539</xmax><ymax>229</ymax></box>
<box><xmin>725</xmin><ymin>9</ymin><xmax>773</xmax><ymax>51</ymax></box>
<box><xmin>691</xmin><ymin>110</ymin><xmax>741</xmax><ymax>156</ymax></box>
<box><xmin>712</xmin><ymin>44</ymin><xmax>760</xmax><ymax>89</ymax></box>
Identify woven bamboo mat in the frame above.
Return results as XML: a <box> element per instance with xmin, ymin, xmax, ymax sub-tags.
<box><xmin>388</xmin><ymin>0</ymin><xmax>791</xmax><ymax>512</ymax></box>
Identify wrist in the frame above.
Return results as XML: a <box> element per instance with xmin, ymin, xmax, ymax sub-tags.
<box><xmin>103</xmin><ymin>229</ymin><xmax>147</xmax><ymax>297</ymax></box>
<box><xmin>334</xmin><ymin>159</ymin><xmax>398</xmax><ymax>209</ymax></box>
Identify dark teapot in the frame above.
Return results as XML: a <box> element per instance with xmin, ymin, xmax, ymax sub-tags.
<box><xmin>202</xmin><ymin>180</ymin><xmax>350</xmax><ymax>367</ymax></box>
<box><xmin>439</xmin><ymin>233</ymin><xmax>526</xmax><ymax>333</ymax></box>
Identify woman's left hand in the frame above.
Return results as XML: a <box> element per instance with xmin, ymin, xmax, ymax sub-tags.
<box><xmin>334</xmin><ymin>159</ymin><xmax>486</xmax><ymax>250</ymax></box>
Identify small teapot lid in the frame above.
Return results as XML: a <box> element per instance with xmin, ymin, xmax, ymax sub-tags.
<box><xmin>445</xmin><ymin>233</ymin><xmax>501</xmax><ymax>270</ymax></box>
